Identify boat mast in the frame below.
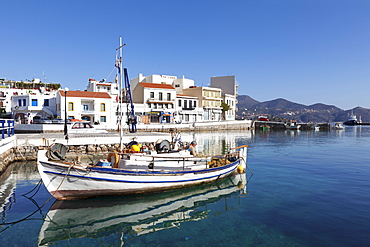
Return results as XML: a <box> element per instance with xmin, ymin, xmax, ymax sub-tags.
<box><xmin>116</xmin><ymin>36</ymin><xmax>126</xmax><ymax>151</ymax></box>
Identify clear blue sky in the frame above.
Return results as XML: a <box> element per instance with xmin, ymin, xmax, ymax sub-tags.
<box><xmin>1</xmin><ymin>0</ymin><xmax>370</xmax><ymax>110</ymax></box>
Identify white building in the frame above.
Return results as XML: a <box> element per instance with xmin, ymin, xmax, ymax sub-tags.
<box><xmin>175</xmin><ymin>94</ymin><xmax>203</xmax><ymax>123</ymax></box>
<box><xmin>85</xmin><ymin>78</ymin><xmax>119</xmax><ymax>95</ymax></box>
<box><xmin>57</xmin><ymin>90</ymin><xmax>114</xmax><ymax>127</ymax></box>
<box><xmin>131</xmin><ymin>74</ymin><xmax>195</xmax><ymax>93</ymax></box>
<box><xmin>11</xmin><ymin>92</ymin><xmax>58</xmax><ymax>124</ymax></box>
<box><xmin>132</xmin><ymin>82</ymin><xmax>177</xmax><ymax>123</ymax></box>
<box><xmin>0</xmin><ymin>78</ymin><xmax>59</xmax><ymax>117</ymax></box>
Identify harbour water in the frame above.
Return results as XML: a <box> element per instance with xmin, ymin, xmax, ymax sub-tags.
<box><xmin>1</xmin><ymin>126</ymin><xmax>370</xmax><ymax>246</ymax></box>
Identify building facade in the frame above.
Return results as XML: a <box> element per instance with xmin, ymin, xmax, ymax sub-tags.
<box><xmin>132</xmin><ymin>82</ymin><xmax>177</xmax><ymax>123</ymax></box>
<box><xmin>210</xmin><ymin>75</ymin><xmax>238</xmax><ymax>120</ymax></box>
<box><xmin>57</xmin><ymin>90</ymin><xmax>113</xmax><ymax>126</ymax></box>
<box><xmin>175</xmin><ymin>94</ymin><xmax>203</xmax><ymax>123</ymax></box>
<box><xmin>182</xmin><ymin>86</ymin><xmax>223</xmax><ymax>121</ymax></box>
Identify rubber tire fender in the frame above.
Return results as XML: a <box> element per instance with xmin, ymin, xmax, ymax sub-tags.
<box><xmin>107</xmin><ymin>152</ymin><xmax>119</xmax><ymax>168</ymax></box>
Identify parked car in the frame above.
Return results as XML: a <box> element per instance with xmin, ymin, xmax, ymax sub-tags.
<box><xmin>52</xmin><ymin>119</ymin><xmax>71</xmax><ymax>124</ymax></box>
<box><xmin>34</xmin><ymin>117</ymin><xmax>52</xmax><ymax>124</ymax></box>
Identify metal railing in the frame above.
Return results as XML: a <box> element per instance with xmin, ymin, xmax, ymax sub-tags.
<box><xmin>0</xmin><ymin>119</ymin><xmax>15</xmax><ymax>139</ymax></box>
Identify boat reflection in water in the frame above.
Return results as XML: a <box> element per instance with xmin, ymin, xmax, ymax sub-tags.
<box><xmin>38</xmin><ymin>173</ymin><xmax>249</xmax><ymax>246</ymax></box>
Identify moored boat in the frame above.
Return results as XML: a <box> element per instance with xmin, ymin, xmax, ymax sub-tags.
<box><xmin>344</xmin><ymin>111</ymin><xmax>358</xmax><ymax>125</ymax></box>
<box><xmin>285</xmin><ymin>121</ymin><xmax>301</xmax><ymax>130</ymax></box>
<box><xmin>37</xmin><ymin>142</ymin><xmax>248</xmax><ymax>200</ymax></box>
<box><xmin>333</xmin><ymin>122</ymin><xmax>345</xmax><ymax>130</ymax></box>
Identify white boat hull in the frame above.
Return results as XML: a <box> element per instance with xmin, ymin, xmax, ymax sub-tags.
<box><xmin>38</xmin><ymin>149</ymin><xmax>247</xmax><ymax>200</ymax></box>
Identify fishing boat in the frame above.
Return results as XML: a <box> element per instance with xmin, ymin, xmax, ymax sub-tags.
<box><xmin>38</xmin><ymin>174</ymin><xmax>248</xmax><ymax>246</ymax></box>
<box><xmin>285</xmin><ymin>121</ymin><xmax>301</xmax><ymax>130</ymax></box>
<box><xmin>333</xmin><ymin>122</ymin><xmax>345</xmax><ymax>130</ymax></box>
<box><xmin>343</xmin><ymin>111</ymin><xmax>358</xmax><ymax>125</ymax></box>
<box><xmin>37</xmin><ymin>142</ymin><xmax>248</xmax><ymax>200</ymax></box>
<box><xmin>36</xmin><ymin>37</ymin><xmax>249</xmax><ymax>200</ymax></box>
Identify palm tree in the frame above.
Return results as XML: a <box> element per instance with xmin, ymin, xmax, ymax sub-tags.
<box><xmin>221</xmin><ymin>102</ymin><xmax>230</xmax><ymax>120</ymax></box>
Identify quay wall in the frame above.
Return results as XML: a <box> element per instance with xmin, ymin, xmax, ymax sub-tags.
<box><xmin>14</xmin><ymin>120</ymin><xmax>252</xmax><ymax>133</ymax></box>
<box><xmin>1</xmin><ymin>142</ymin><xmax>160</xmax><ymax>175</ymax></box>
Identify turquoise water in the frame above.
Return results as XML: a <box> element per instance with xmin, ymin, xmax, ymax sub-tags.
<box><xmin>1</xmin><ymin>127</ymin><xmax>370</xmax><ymax>246</ymax></box>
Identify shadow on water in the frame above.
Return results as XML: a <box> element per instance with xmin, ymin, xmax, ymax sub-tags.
<box><xmin>37</xmin><ymin>173</ymin><xmax>249</xmax><ymax>246</ymax></box>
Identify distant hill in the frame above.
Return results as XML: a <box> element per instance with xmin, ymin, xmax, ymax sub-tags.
<box><xmin>237</xmin><ymin>95</ymin><xmax>370</xmax><ymax>123</ymax></box>
<box><xmin>236</xmin><ymin>95</ymin><xmax>260</xmax><ymax>110</ymax></box>
<box><xmin>257</xmin><ymin>98</ymin><xmax>306</xmax><ymax>110</ymax></box>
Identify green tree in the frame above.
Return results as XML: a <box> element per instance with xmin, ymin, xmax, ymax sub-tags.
<box><xmin>221</xmin><ymin>102</ymin><xmax>230</xmax><ymax>120</ymax></box>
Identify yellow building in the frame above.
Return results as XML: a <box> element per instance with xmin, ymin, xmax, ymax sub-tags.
<box><xmin>182</xmin><ymin>86</ymin><xmax>222</xmax><ymax>121</ymax></box>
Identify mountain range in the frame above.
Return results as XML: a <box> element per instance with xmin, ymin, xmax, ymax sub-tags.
<box><xmin>236</xmin><ymin>95</ymin><xmax>370</xmax><ymax>123</ymax></box>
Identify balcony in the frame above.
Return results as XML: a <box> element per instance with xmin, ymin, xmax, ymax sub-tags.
<box><xmin>147</xmin><ymin>98</ymin><xmax>175</xmax><ymax>104</ymax></box>
<box><xmin>182</xmin><ymin>107</ymin><xmax>196</xmax><ymax>110</ymax></box>
<box><xmin>81</xmin><ymin>109</ymin><xmax>95</xmax><ymax>114</ymax></box>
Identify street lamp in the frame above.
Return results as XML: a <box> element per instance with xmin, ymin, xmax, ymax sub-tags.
<box><xmin>64</xmin><ymin>87</ymin><xmax>69</xmax><ymax>140</ymax></box>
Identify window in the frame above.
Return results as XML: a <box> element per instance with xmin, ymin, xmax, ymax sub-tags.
<box><xmin>167</xmin><ymin>93</ymin><xmax>171</xmax><ymax>101</ymax></box>
<box><xmin>159</xmin><ymin>103</ymin><xmax>163</xmax><ymax>108</ymax></box>
<box><xmin>178</xmin><ymin>100</ymin><xmax>181</xmax><ymax>107</ymax></box>
<box><xmin>150</xmin><ymin>92</ymin><xmax>154</xmax><ymax>99</ymax></box>
<box><xmin>32</xmin><ymin>99</ymin><xmax>38</xmax><ymax>106</ymax></box>
<box><xmin>18</xmin><ymin>99</ymin><xmax>22</xmax><ymax>106</ymax></box>
<box><xmin>23</xmin><ymin>99</ymin><xmax>26</xmax><ymax>106</ymax></box>
<box><xmin>44</xmin><ymin>99</ymin><xmax>49</xmax><ymax>106</ymax></box>
<box><xmin>193</xmin><ymin>101</ymin><xmax>197</xmax><ymax>107</ymax></box>
<box><xmin>184</xmin><ymin>100</ymin><xmax>187</xmax><ymax>109</ymax></box>
<box><xmin>83</xmin><ymin>105</ymin><xmax>88</xmax><ymax>110</ymax></box>
<box><xmin>68</xmin><ymin>102</ymin><xmax>74</xmax><ymax>111</ymax></box>
<box><xmin>159</xmin><ymin>92</ymin><xmax>163</xmax><ymax>100</ymax></box>
<box><xmin>189</xmin><ymin>100</ymin><xmax>192</xmax><ymax>108</ymax></box>
<box><xmin>100</xmin><ymin>103</ymin><xmax>106</xmax><ymax>112</ymax></box>
<box><xmin>100</xmin><ymin>116</ymin><xmax>106</xmax><ymax>122</ymax></box>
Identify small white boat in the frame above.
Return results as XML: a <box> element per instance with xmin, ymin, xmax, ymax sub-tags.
<box><xmin>312</xmin><ymin>125</ymin><xmax>320</xmax><ymax>131</ymax></box>
<box><xmin>37</xmin><ymin>142</ymin><xmax>248</xmax><ymax>200</ymax></box>
<box><xmin>333</xmin><ymin>122</ymin><xmax>345</xmax><ymax>130</ymax></box>
<box><xmin>285</xmin><ymin>121</ymin><xmax>301</xmax><ymax>130</ymax></box>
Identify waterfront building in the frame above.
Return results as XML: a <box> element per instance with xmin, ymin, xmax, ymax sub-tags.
<box><xmin>175</xmin><ymin>94</ymin><xmax>203</xmax><ymax>123</ymax></box>
<box><xmin>57</xmin><ymin>90</ymin><xmax>114</xmax><ymax>128</ymax></box>
<box><xmin>85</xmin><ymin>78</ymin><xmax>119</xmax><ymax>95</ymax></box>
<box><xmin>11</xmin><ymin>91</ymin><xmax>58</xmax><ymax>124</ymax></box>
<box><xmin>131</xmin><ymin>74</ymin><xmax>196</xmax><ymax>93</ymax></box>
<box><xmin>0</xmin><ymin>78</ymin><xmax>60</xmax><ymax>118</ymax></box>
<box><xmin>182</xmin><ymin>86</ymin><xmax>223</xmax><ymax>121</ymax></box>
<box><xmin>131</xmin><ymin>82</ymin><xmax>177</xmax><ymax>123</ymax></box>
<box><xmin>210</xmin><ymin>75</ymin><xmax>238</xmax><ymax>120</ymax></box>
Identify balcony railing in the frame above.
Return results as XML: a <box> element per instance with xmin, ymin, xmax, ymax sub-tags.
<box><xmin>147</xmin><ymin>98</ymin><xmax>175</xmax><ymax>104</ymax></box>
<box><xmin>81</xmin><ymin>110</ymin><xmax>95</xmax><ymax>114</ymax></box>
